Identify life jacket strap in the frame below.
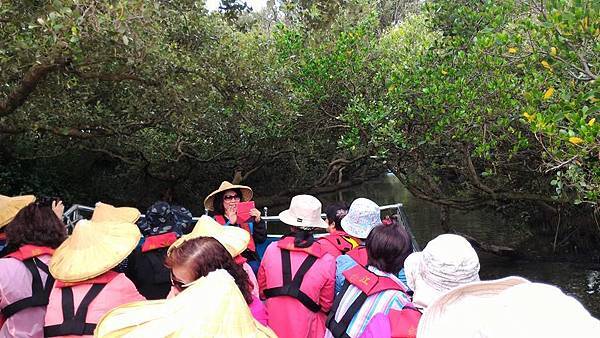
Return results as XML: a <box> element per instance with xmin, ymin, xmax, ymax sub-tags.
<box><xmin>0</xmin><ymin>258</ymin><xmax>54</xmax><ymax>319</ymax></box>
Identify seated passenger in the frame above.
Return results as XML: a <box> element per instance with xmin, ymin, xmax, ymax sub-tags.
<box><xmin>417</xmin><ymin>276</ymin><xmax>600</xmax><ymax>338</ymax></box>
<box><xmin>0</xmin><ymin>196</ymin><xmax>66</xmax><ymax>338</ymax></box>
<box><xmin>258</xmin><ymin>195</ymin><xmax>336</xmax><ymax>338</ymax></box>
<box><xmin>165</xmin><ymin>216</ymin><xmax>266</xmax><ymax>325</ymax></box>
<box><xmin>94</xmin><ymin>269</ymin><xmax>276</xmax><ymax>337</ymax></box>
<box><xmin>359</xmin><ymin>233</ymin><xmax>480</xmax><ymax>338</ymax></box>
<box><xmin>44</xmin><ymin>204</ymin><xmax>144</xmax><ymax>338</ymax></box>
<box><xmin>336</xmin><ymin>198</ymin><xmax>408</xmax><ymax>293</ymax></box>
<box><xmin>318</xmin><ymin>202</ymin><xmax>358</xmax><ymax>257</ymax></box>
<box><xmin>126</xmin><ymin>201</ymin><xmax>193</xmax><ymax>300</ymax></box>
<box><xmin>325</xmin><ymin>220</ymin><xmax>413</xmax><ymax>338</ymax></box>
<box><xmin>204</xmin><ymin>181</ymin><xmax>266</xmax><ymax>273</ymax></box>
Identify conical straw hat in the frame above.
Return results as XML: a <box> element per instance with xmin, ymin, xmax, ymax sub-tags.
<box><xmin>94</xmin><ymin>269</ymin><xmax>277</xmax><ymax>338</ymax></box>
<box><xmin>50</xmin><ymin>220</ymin><xmax>141</xmax><ymax>282</ymax></box>
<box><xmin>0</xmin><ymin>195</ymin><xmax>36</xmax><ymax>228</ymax></box>
<box><xmin>91</xmin><ymin>202</ymin><xmax>141</xmax><ymax>223</ymax></box>
<box><xmin>203</xmin><ymin>181</ymin><xmax>253</xmax><ymax>211</ymax></box>
<box><xmin>168</xmin><ymin>215</ymin><xmax>250</xmax><ymax>257</ymax></box>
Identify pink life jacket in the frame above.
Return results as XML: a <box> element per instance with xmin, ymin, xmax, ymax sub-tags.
<box><xmin>326</xmin><ymin>264</ymin><xmax>408</xmax><ymax>338</ymax></box>
<box><xmin>388</xmin><ymin>304</ymin><xmax>422</xmax><ymax>338</ymax></box>
<box><xmin>214</xmin><ymin>215</ymin><xmax>256</xmax><ymax>253</ymax></box>
<box><xmin>1</xmin><ymin>245</ymin><xmax>55</xmax><ymax>321</ymax></box>
<box><xmin>141</xmin><ymin>232</ymin><xmax>178</xmax><ymax>253</ymax></box>
<box><xmin>263</xmin><ymin>237</ymin><xmax>325</xmax><ymax>313</ymax></box>
<box><xmin>43</xmin><ymin>271</ymin><xmax>119</xmax><ymax>337</ymax></box>
<box><xmin>347</xmin><ymin>246</ymin><xmax>368</xmax><ymax>267</ymax></box>
<box><xmin>318</xmin><ymin>232</ymin><xmax>358</xmax><ymax>256</ymax></box>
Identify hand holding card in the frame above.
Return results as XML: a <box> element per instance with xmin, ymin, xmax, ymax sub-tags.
<box><xmin>236</xmin><ymin>201</ymin><xmax>255</xmax><ymax>224</ymax></box>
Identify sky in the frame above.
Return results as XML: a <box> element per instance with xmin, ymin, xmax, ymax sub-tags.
<box><xmin>205</xmin><ymin>0</ymin><xmax>268</xmax><ymax>12</ymax></box>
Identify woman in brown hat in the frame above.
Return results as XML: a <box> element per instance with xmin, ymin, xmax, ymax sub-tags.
<box><xmin>204</xmin><ymin>181</ymin><xmax>266</xmax><ymax>273</ymax></box>
<box><xmin>0</xmin><ymin>196</ymin><xmax>66</xmax><ymax>338</ymax></box>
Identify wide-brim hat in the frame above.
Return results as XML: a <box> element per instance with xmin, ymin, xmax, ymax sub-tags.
<box><xmin>404</xmin><ymin>234</ymin><xmax>480</xmax><ymax>308</ymax></box>
<box><xmin>278</xmin><ymin>194</ymin><xmax>328</xmax><ymax>229</ymax></box>
<box><xmin>0</xmin><ymin>195</ymin><xmax>36</xmax><ymax>228</ymax></box>
<box><xmin>94</xmin><ymin>269</ymin><xmax>277</xmax><ymax>338</ymax></box>
<box><xmin>137</xmin><ymin>201</ymin><xmax>194</xmax><ymax>236</ymax></box>
<box><xmin>417</xmin><ymin>276</ymin><xmax>530</xmax><ymax>338</ymax></box>
<box><xmin>203</xmin><ymin>181</ymin><xmax>253</xmax><ymax>211</ymax></box>
<box><xmin>340</xmin><ymin>198</ymin><xmax>381</xmax><ymax>239</ymax></box>
<box><xmin>167</xmin><ymin>215</ymin><xmax>250</xmax><ymax>257</ymax></box>
<box><xmin>91</xmin><ymin>202</ymin><xmax>141</xmax><ymax>223</ymax></box>
<box><xmin>50</xmin><ymin>220</ymin><xmax>141</xmax><ymax>282</ymax></box>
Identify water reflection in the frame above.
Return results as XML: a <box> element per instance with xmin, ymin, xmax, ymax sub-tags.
<box><xmin>264</xmin><ymin>173</ymin><xmax>600</xmax><ymax>317</ymax></box>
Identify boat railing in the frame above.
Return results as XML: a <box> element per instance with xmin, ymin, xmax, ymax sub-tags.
<box><xmin>63</xmin><ymin>202</ymin><xmax>420</xmax><ymax>251</ymax></box>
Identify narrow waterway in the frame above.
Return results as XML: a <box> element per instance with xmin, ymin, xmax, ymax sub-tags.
<box><xmin>263</xmin><ymin>173</ymin><xmax>600</xmax><ymax>317</ymax></box>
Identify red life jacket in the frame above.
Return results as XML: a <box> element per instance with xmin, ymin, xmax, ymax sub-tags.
<box><xmin>1</xmin><ymin>245</ymin><xmax>55</xmax><ymax>320</ymax></box>
<box><xmin>141</xmin><ymin>232</ymin><xmax>178</xmax><ymax>253</ymax></box>
<box><xmin>347</xmin><ymin>246</ymin><xmax>368</xmax><ymax>267</ymax></box>
<box><xmin>44</xmin><ymin>271</ymin><xmax>119</xmax><ymax>337</ymax></box>
<box><xmin>263</xmin><ymin>237</ymin><xmax>325</xmax><ymax>313</ymax></box>
<box><xmin>214</xmin><ymin>215</ymin><xmax>256</xmax><ymax>253</ymax></box>
<box><xmin>388</xmin><ymin>304</ymin><xmax>422</xmax><ymax>338</ymax></box>
<box><xmin>326</xmin><ymin>264</ymin><xmax>408</xmax><ymax>338</ymax></box>
<box><xmin>318</xmin><ymin>232</ymin><xmax>358</xmax><ymax>256</ymax></box>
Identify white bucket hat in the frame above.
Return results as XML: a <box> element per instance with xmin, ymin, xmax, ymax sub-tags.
<box><xmin>404</xmin><ymin>234</ymin><xmax>480</xmax><ymax>308</ymax></box>
<box><xmin>418</xmin><ymin>277</ymin><xmax>600</xmax><ymax>338</ymax></box>
<box><xmin>340</xmin><ymin>198</ymin><xmax>381</xmax><ymax>239</ymax></box>
<box><xmin>278</xmin><ymin>195</ymin><xmax>328</xmax><ymax>229</ymax></box>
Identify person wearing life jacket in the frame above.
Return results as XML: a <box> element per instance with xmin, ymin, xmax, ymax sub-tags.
<box><xmin>0</xmin><ymin>196</ymin><xmax>66</xmax><ymax>338</ymax></box>
<box><xmin>358</xmin><ymin>234</ymin><xmax>481</xmax><ymax>338</ymax></box>
<box><xmin>325</xmin><ymin>220</ymin><xmax>413</xmax><ymax>338</ymax></box>
<box><xmin>204</xmin><ymin>181</ymin><xmax>267</xmax><ymax>273</ymax></box>
<box><xmin>126</xmin><ymin>201</ymin><xmax>194</xmax><ymax>300</ymax></box>
<box><xmin>334</xmin><ymin>198</ymin><xmax>382</xmax><ymax>293</ymax></box>
<box><xmin>94</xmin><ymin>269</ymin><xmax>277</xmax><ymax>338</ymax></box>
<box><xmin>166</xmin><ymin>219</ymin><xmax>267</xmax><ymax>326</ymax></box>
<box><xmin>257</xmin><ymin>195</ymin><xmax>336</xmax><ymax>338</ymax></box>
<box><xmin>318</xmin><ymin>202</ymin><xmax>360</xmax><ymax>258</ymax></box>
<box><xmin>44</xmin><ymin>204</ymin><xmax>145</xmax><ymax>338</ymax></box>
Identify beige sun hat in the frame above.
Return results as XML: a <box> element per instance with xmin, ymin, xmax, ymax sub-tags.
<box><xmin>418</xmin><ymin>276</ymin><xmax>600</xmax><ymax>338</ymax></box>
<box><xmin>278</xmin><ymin>194</ymin><xmax>328</xmax><ymax>229</ymax></box>
<box><xmin>203</xmin><ymin>181</ymin><xmax>253</xmax><ymax>211</ymax></box>
<box><xmin>94</xmin><ymin>269</ymin><xmax>277</xmax><ymax>338</ymax></box>
<box><xmin>167</xmin><ymin>215</ymin><xmax>250</xmax><ymax>257</ymax></box>
<box><xmin>404</xmin><ymin>234</ymin><xmax>480</xmax><ymax>308</ymax></box>
<box><xmin>91</xmin><ymin>202</ymin><xmax>141</xmax><ymax>223</ymax></box>
<box><xmin>417</xmin><ymin>276</ymin><xmax>530</xmax><ymax>338</ymax></box>
<box><xmin>0</xmin><ymin>195</ymin><xmax>36</xmax><ymax>228</ymax></box>
<box><xmin>50</xmin><ymin>220</ymin><xmax>141</xmax><ymax>282</ymax></box>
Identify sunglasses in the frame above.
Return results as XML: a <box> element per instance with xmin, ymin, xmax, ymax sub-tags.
<box><xmin>170</xmin><ymin>272</ymin><xmax>189</xmax><ymax>291</ymax></box>
<box><xmin>223</xmin><ymin>194</ymin><xmax>240</xmax><ymax>201</ymax></box>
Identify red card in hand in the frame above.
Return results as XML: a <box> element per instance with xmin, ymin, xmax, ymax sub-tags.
<box><xmin>236</xmin><ymin>201</ymin><xmax>255</xmax><ymax>224</ymax></box>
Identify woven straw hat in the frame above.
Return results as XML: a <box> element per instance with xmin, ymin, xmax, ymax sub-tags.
<box><xmin>203</xmin><ymin>181</ymin><xmax>253</xmax><ymax>211</ymax></box>
<box><xmin>404</xmin><ymin>234</ymin><xmax>480</xmax><ymax>308</ymax></box>
<box><xmin>417</xmin><ymin>276</ymin><xmax>529</xmax><ymax>338</ymax></box>
<box><xmin>418</xmin><ymin>276</ymin><xmax>600</xmax><ymax>338</ymax></box>
<box><xmin>91</xmin><ymin>202</ymin><xmax>141</xmax><ymax>223</ymax></box>
<box><xmin>167</xmin><ymin>215</ymin><xmax>250</xmax><ymax>257</ymax></box>
<box><xmin>0</xmin><ymin>195</ymin><xmax>36</xmax><ymax>228</ymax></box>
<box><xmin>50</xmin><ymin>219</ymin><xmax>141</xmax><ymax>282</ymax></box>
<box><xmin>340</xmin><ymin>198</ymin><xmax>381</xmax><ymax>239</ymax></box>
<box><xmin>94</xmin><ymin>269</ymin><xmax>277</xmax><ymax>338</ymax></box>
<box><xmin>278</xmin><ymin>195</ymin><xmax>328</xmax><ymax>229</ymax></box>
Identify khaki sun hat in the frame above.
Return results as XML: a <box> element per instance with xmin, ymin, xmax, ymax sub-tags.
<box><xmin>0</xmin><ymin>195</ymin><xmax>36</xmax><ymax>228</ymax></box>
<box><xmin>278</xmin><ymin>194</ymin><xmax>328</xmax><ymax>229</ymax></box>
<box><xmin>417</xmin><ymin>276</ymin><xmax>530</xmax><ymax>338</ymax></box>
<box><xmin>167</xmin><ymin>215</ymin><xmax>250</xmax><ymax>257</ymax></box>
<box><xmin>94</xmin><ymin>269</ymin><xmax>277</xmax><ymax>338</ymax></box>
<box><xmin>91</xmin><ymin>202</ymin><xmax>141</xmax><ymax>223</ymax></box>
<box><xmin>203</xmin><ymin>181</ymin><xmax>253</xmax><ymax>211</ymax></box>
<box><xmin>50</xmin><ymin>219</ymin><xmax>141</xmax><ymax>282</ymax></box>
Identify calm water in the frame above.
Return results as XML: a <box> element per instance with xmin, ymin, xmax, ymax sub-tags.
<box><xmin>263</xmin><ymin>173</ymin><xmax>600</xmax><ymax>317</ymax></box>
